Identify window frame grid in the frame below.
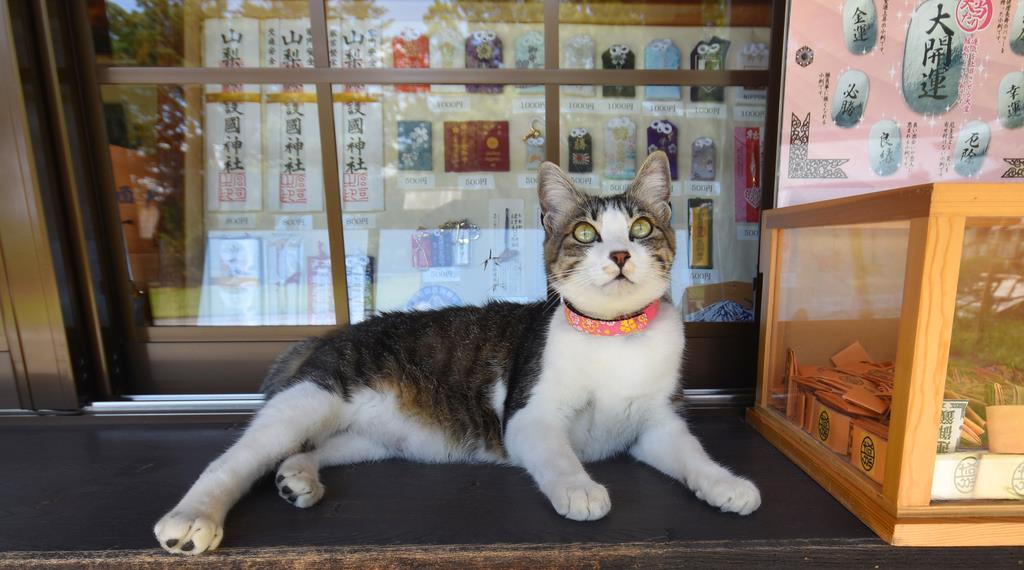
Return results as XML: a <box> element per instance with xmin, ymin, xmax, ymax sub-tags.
<box><xmin>90</xmin><ymin>0</ymin><xmax>774</xmax><ymax>337</ymax></box>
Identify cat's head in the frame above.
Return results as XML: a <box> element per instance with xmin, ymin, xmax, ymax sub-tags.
<box><xmin>538</xmin><ymin>152</ymin><xmax>675</xmax><ymax>320</ymax></box>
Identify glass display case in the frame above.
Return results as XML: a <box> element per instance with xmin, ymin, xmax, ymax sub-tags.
<box><xmin>85</xmin><ymin>0</ymin><xmax>771</xmax><ymax>393</ymax></box>
<box><xmin>937</xmin><ymin>219</ymin><xmax>1024</xmax><ymax>501</ymax></box>
<box><xmin>751</xmin><ymin>183</ymin><xmax>1024</xmax><ymax>546</ymax></box>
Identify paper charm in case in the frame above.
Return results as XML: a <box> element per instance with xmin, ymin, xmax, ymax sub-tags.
<box><xmin>393</xmin><ymin>28</ymin><xmax>429</xmax><ymax>93</ymax></box>
<box><xmin>563</xmin><ymin>35</ymin><xmax>596</xmax><ymax>97</ymax></box>
<box><xmin>203</xmin><ymin>18</ymin><xmax>262</xmax><ymax>212</ymax></box>
<box><xmin>306</xmin><ymin>242</ymin><xmax>334</xmax><ymax>325</ymax></box>
<box><xmin>488</xmin><ymin>199</ymin><xmax>526</xmax><ymax>300</ymax></box>
<box><xmin>646</xmin><ymin>119</ymin><xmax>679</xmax><ymax>180</ymax></box>
<box><xmin>397</xmin><ymin>120</ymin><xmax>433</xmax><ymax>171</ymax></box>
<box><xmin>691</xmin><ymin>137</ymin><xmax>716</xmax><ymax>181</ymax></box>
<box><xmin>738</xmin><ymin>42</ymin><xmax>770</xmax><ymax>102</ymax></box>
<box><xmin>690</xmin><ymin>37</ymin><xmax>730</xmax><ymax>102</ymax></box>
<box><xmin>644</xmin><ymin>39</ymin><xmax>681</xmax><ymax>101</ymax></box>
<box><xmin>522</xmin><ymin>119</ymin><xmax>545</xmax><ymax>171</ymax></box>
<box><xmin>265</xmin><ymin>96</ymin><xmax>324</xmax><ymax>212</ymax></box>
<box><xmin>199</xmin><ymin>234</ymin><xmax>263</xmax><ymax>326</ymax></box>
<box><xmin>687</xmin><ymin>199</ymin><xmax>713</xmax><ymax>270</ymax></box>
<box><xmin>443</xmin><ymin>121</ymin><xmax>510</xmax><ymax>172</ymax></box>
<box><xmin>601</xmin><ymin>44</ymin><xmax>636</xmax><ymax>98</ymax></box>
<box><xmin>430</xmin><ymin>28</ymin><xmax>465</xmax><ymax>93</ymax></box>
<box><xmin>733</xmin><ymin>127</ymin><xmax>762</xmax><ymax>223</ymax></box>
<box><xmin>330</xmin><ymin>20</ymin><xmax>385</xmax><ymax>212</ymax></box>
<box><xmin>465</xmin><ymin>31</ymin><xmax>503</xmax><ymax>94</ymax></box>
<box><xmin>345</xmin><ymin>254</ymin><xmax>375</xmax><ymax>324</ymax></box>
<box><xmin>603</xmin><ymin>117</ymin><xmax>637</xmax><ymax>180</ymax></box>
<box><xmin>264</xmin><ymin>234</ymin><xmax>304</xmax><ymax>324</ymax></box>
<box><xmin>514</xmin><ymin>31</ymin><xmax>544</xmax><ymax>94</ymax></box>
<box><xmin>263</xmin><ymin>18</ymin><xmax>325</xmax><ymax>212</ymax></box>
<box><xmin>568</xmin><ymin>128</ymin><xmax>593</xmax><ymax>173</ymax></box>
<box><xmin>263</xmin><ymin>18</ymin><xmax>315</xmax><ymax>79</ymax></box>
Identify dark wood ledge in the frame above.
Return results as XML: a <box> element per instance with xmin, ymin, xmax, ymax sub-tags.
<box><xmin>0</xmin><ymin>417</ymin><xmax>1020</xmax><ymax>568</ymax></box>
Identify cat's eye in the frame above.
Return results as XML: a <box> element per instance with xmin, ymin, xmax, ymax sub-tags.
<box><xmin>573</xmin><ymin>222</ymin><xmax>599</xmax><ymax>243</ymax></box>
<box><xmin>630</xmin><ymin>217</ymin><xmax>653</xmax><ymax>239</ymax></box>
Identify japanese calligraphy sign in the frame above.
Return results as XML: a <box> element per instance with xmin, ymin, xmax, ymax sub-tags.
<box><xmin>266</xmin><ymin>95</ymin><xmax>324</xmax><ymax>212</ymax></box>
<box><xmin>778</xmin><ymin>0</ymin><xmax>1024</xmax><ymax>207</ymax></box>
<box><xmin>330</xmin><ymin>20</ymin><xmax>385</xmax><ymax>212</ymax></box>
<box><xmin>263</xmin><ymin>18</ymin><xmax>323</xmax><ymax>212</ymax></box>
<box><xmin>203</xmin><ymin>18</ymin><xmax>262</xmax><ymax>212</ymax></box>
<box><xmin>487</xmin><ymin>199</ymin><xmax>525</xmax><ymax>300</ymax></box>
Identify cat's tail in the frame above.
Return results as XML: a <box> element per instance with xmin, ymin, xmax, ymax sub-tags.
<box><xmin>260</xmin><ymin>337</ymin><xmax>320</xmax><ymax>398</ymax></box>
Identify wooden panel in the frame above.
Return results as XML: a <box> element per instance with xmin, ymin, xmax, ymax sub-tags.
<box><xmin>763</xmin><ymin>185</ymin><xmax>934</xmax><ymax>230</ymax></box>
<box><xmin>141</xmin><ymin>341</ymin><xmax>294</xmax><ymax>394</ymax></box>
<box><xmin>756</xmin><ymin>227</ymin><xmax>780</xmax><ymax>408</ymax></box>
<box><xmin>892</xmin><ymin>521</ymin><xmax>1024</xmax><ymax>547</ymax></box>
<box><xmin>900</xmin><ymin>502</ymin><xmax>1024</xmax><ymax>517</ymax></box>
<box><xmin>930</xmin><ymin>183</ymin><xmax>1024</xmax><ymax>217</ymax></box>
<box><xmin>683</xmin><ymin>323</ymin><xmax>757</xmax><ymax>391</ymax></box>
<box><xmin>886</xmin><ymin>217</ymin><xmax>965</xmax><ymax>509</ymax></box>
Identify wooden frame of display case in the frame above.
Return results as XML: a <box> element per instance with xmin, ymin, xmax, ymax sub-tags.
<box><xmin>748</xmin><ymin>182</ymin><xmax>1024</xmax><ymax>546</ymax></box>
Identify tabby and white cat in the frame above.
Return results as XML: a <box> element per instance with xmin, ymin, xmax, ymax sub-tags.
<box><xmin>154</xmin><ymin>152</ymin><xmax>760</xmax><ymax>555</ymax></box>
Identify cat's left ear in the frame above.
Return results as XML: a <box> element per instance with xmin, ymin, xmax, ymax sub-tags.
<box><xmin>629</xmin><ymin>151</ymin><xmax>672</xmax><ymax>223</ymax></box>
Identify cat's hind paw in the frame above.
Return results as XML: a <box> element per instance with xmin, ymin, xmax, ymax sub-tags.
<box><xmin>547</xmin><ymin>479</ymin><xmax>611</xmax><ymax>521</ymax></box>
<box><xmin>154</xmin><ymin>510</ymin><xmax>223</xmax><ymax>555</ymax></box>
<box><xmin>276</xmin><ymin>454</ymin><xmax>325</xmax><ymax>508</ymax></box>
<box><xmin>694</xmin><ymin>474</ymin><xmax>761</xmax><ymax>515</ymax></box>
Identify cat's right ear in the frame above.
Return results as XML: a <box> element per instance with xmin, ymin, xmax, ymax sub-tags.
<box><xmin>538</xmin><ymin>161</ymin><xmax>583</xmax><ymax>234</ymax></box>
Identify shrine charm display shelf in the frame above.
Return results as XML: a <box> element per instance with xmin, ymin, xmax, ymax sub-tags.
<box><xmin>748</xmin><ymin>183</ymin><xmax>1024</xmax><ymax>546</ymax></box>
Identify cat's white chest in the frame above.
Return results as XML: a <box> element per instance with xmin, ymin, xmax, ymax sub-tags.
<box><xmin>535</xmin><ymin>306</ymin><xmax>685</xmax><ymax>461</ymax></box>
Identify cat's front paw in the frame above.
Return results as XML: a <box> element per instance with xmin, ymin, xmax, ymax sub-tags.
<box><xmin>275</xmin><ymin>454</ymin><xmax>324</xmax><ymax>508</ymax></box>
<box><xmin>546</xmin><ymin>479</ymin><xmax>612</xmax><ymax>521</ymax></box>
<box><xmin>694</xmin><ymin>474</ymin><xmax>761</xmax><ymax>515</ymax></box>
<box><xmin>154</xmin><ymin>509</ymin><xmax>223</xmax><ymax>555</ymax></box>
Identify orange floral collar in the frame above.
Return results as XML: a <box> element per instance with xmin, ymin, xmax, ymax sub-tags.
<box><xmin>563</xmin><ymin>299</ymin><xmax>661</xmax><ymax>337</ymax></box>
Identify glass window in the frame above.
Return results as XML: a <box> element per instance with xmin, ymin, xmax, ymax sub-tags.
<box><xmin>326</xmin><ymin>1</ymin><xmax>544</xmax><ymax>71</ymax></box>
<box><xmin>90</xmin><ymin>0</ymin><xmax>311</xmax><ymax>68</ymax></box>
<box><xmin>766</xmin><ymin>222</ymin><xmax>910</xmax><ymax>487</ymax></box>
<box><xmin>559</xmin><ymin>86</ymin><xmax>764</xmax><ymax>322</ymax></box>
<box><xmin>102</xmin><ymin>83</ymin><xmax>335</xmax><ymax>326</ymax></box>
<box><xmin>935</xmin><ymin>218</ymin><xmax>1024</xmax><ymax>502</ymax></box>
<box><xmin>559</xmin><ymin>1</ymin><xmax>772</xmax><ymax>71</ymax></box>
<box><xmin>334</xmin><ymin>84</ymin><xmax>547</xmax><ymax>323</ymax></box>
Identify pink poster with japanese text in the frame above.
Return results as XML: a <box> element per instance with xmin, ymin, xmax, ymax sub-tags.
<box><xmin>777</xmin><ymin>0</ymin><xmax>1024</xmax><ymax>207</ymax></box>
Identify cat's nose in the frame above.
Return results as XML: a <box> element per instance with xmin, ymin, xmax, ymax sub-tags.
<box><xmin>609</xmin><ymin>251</ymin><xmax>631</xmax><ymax>268</ymax></box>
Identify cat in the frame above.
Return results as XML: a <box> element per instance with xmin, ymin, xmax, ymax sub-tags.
<box><xmin>154</xmin><ymin>151</ymin><xmax>761</xmax><ymax>555</ymax></box>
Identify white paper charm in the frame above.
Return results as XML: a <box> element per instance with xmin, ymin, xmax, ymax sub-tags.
<box><xmin>331</xmin><ymin>20</ymin><xmax>385</xmax><ymax>212</ymax></box>
<box><xmin>203</xmin><ymin>18</ymin><xmax>262</xmax><ymax>212</ymax></box>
